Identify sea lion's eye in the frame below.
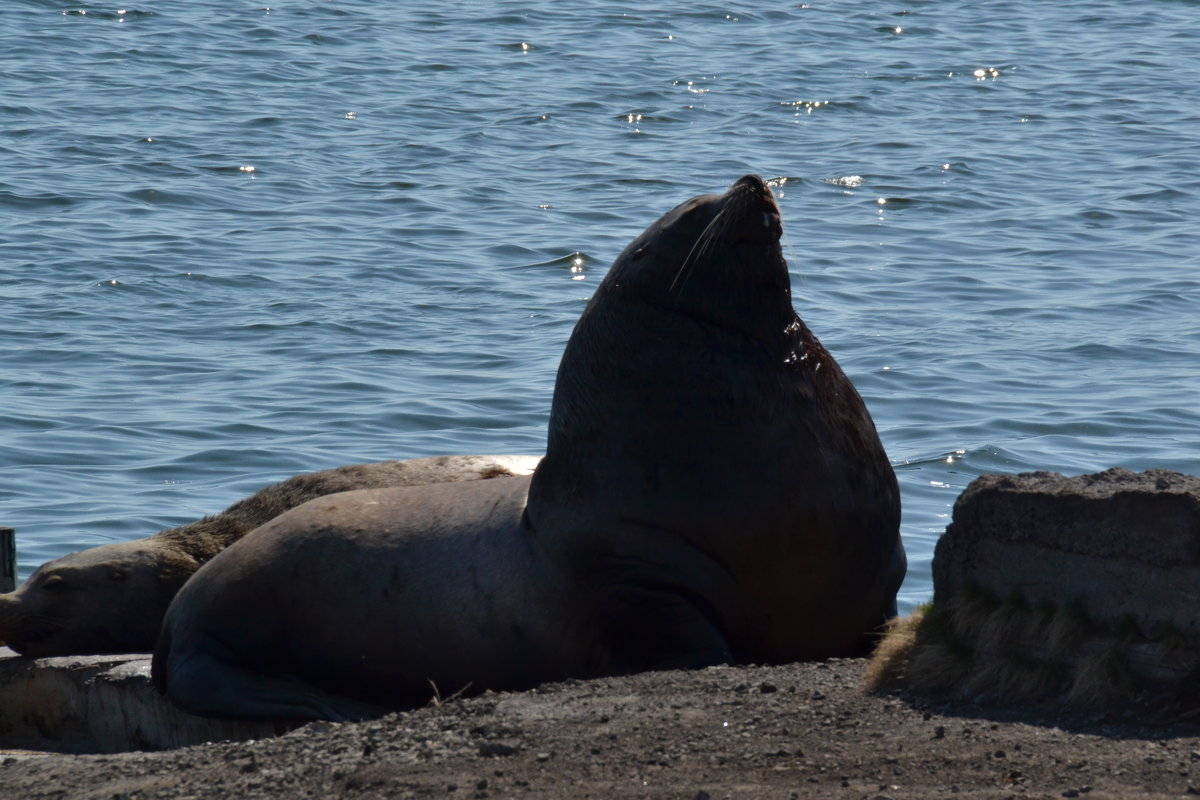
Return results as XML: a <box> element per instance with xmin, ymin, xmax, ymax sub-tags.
<box><xmin>632</xmin><ymin>246</ymin><xmax>649</xmax><ymax>262</ymax></box>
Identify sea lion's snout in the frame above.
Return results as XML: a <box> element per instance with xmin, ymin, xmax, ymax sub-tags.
<box><xmin>731</xmin><ymin>174</ymin><xmax>769</xmax><ymax>191</ymax></box>
<box><xmin>724</xmin><ymin>175</ymin><xmax>781</xmax><ymax>244</ymax></box>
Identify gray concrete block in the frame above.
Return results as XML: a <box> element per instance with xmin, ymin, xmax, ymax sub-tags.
<box><xmin>0</xmin><ymin>647</ymin><xmax>292</xmax><ymax>753</ymax></box>
<box><xmin>934</xmin><ymin>467</ymin><xmax>1200</xmax><ymax>636</ymax></box>
<box><xmin>867</xmin><ymin>467</ymin><xmax>1200</xmax><ymax>708</ymax></box>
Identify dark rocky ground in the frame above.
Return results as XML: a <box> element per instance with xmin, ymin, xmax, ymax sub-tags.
<box><xmin>4</xmin><ymin>658</ymin><xmax>1200</xmax><ymax>800</ymax></box>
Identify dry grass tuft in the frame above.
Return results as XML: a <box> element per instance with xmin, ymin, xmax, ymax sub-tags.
<box><xmin>863</xmin><ymin>609</ymin><xmax>924</xmax><ymax>692</ymax></box>
<box><xmin>1066</xmin><ymin>646</ymin><xmax>1132</xmax><ymax>706</ymax></box>
<box><xmin>1040</xmin><ymin>602</ymin><xmax>1088</xmax><ymax>659</ymax></box>
<box><xmin>865</xmin><ymin>588</ymin><xmax>1155</xmax><ymax>709</ymax></box>
<box><xmin>973</xmin><ymin>596</ymin><xmax>1031</xmax><ymax>658</ymax></box>
<box><xmin>905</xmin><ymin>640</ymin><xmax>972</xmax><ymax>695</ymax></box>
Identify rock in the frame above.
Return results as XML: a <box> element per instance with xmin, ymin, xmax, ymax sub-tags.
<box><xmin>868</xmin><ymin>468</ymin><xmax>1200</xmax><ymax>711</ymax></box>
<box><xmin>0</xmin><ymin>647</ymin><xmax>290</xmax><ymax>753</ymax></box>
<box><xmin>934</xmin><ymin>467</ymin><xmax>1200</xmax><ymax>634</ymax></box>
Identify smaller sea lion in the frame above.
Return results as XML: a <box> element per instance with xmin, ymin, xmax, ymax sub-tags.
<box><xmin>0</xmin><ymin>455</ymin><xmax>540</xmax><ymax>657</ymax></box>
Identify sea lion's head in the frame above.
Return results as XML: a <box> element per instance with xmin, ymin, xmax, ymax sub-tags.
<box><xmin>538</xmin><ymin>174</ymin><xmax>804</xmax><ymax>493</ymax></box>
<box><xmin>0</xmin><ymin>541</ymin><xmax>197</xmax><ymax>657</ymax></box>
<box><xmin>601</xmin><ymin>174</ymin><xmax>791</xmax><ymax>331</ymax></box>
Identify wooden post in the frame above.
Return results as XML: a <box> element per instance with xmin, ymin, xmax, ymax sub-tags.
<box><xmin>0</xmin><ymin>527</ymin><xmax>15</xmax><ymax>593</ymax></box>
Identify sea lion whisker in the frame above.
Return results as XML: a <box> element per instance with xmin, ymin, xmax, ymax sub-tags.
<box><xmin>19</xmin><ymin>612</ymin><xmax>67</xmax><ymax>630</ymax></box>
<box><xmin>3</xmin><ymin>612</ymin><xmax>68</xmax><ymax>643</ymax></box>
<box><xmin>669</xmin><ymin>206</ymin><xmax>732</xmax><ymax>293</ymax></box>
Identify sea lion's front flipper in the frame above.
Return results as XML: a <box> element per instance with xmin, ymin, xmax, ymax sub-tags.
<box><xmin>599</xmin><ymin>584</ymin><xmax>733</xmax><ymax>674</ymax></box>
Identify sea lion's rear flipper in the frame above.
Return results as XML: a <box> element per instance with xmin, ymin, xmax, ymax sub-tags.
<box><xmin>154</xmin><ymin>634</ymin><xmax>385</xmax><ymax>722</ymax></box>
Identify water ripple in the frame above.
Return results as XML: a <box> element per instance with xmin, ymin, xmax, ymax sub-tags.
<box><xmin>1</xmin><ymin>1</ymin><xmax>1197</xmax><ymax>609</ymax></box>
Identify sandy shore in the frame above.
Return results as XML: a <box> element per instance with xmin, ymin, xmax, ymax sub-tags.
<box><xmin>3</xmin><ymin>658</ymin><xmax>1198</xmax><ymax>799</ymax></box>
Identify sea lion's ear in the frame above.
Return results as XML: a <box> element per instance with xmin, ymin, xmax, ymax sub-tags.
<box><xmin>40</xmin><ymin>573</ymin><xmax>66</xmax><ymax>590</ymax></box>
<box><xmin>108</xmin><ymin>568</ymin><xmax>129</xmax><ymax>582</ymax></box>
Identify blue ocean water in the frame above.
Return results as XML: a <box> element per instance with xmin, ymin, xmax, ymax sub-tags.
<box><xmin>2</xmin><ymin>2</ymin><xmax>1198</xmax><ymax>612</ymax></box>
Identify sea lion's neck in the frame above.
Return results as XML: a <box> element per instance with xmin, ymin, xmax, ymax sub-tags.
<box><xmin>534</xmin><ymin>284</ymin><xmax>804</xmax><ymax>503</ymax></box>
<box><xmin>611</xmin><ymin>277</ymin><xmax>799</xmax><ymax>358</ymax></box>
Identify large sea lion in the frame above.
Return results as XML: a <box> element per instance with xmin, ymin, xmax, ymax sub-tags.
<box><xmin>0</xmin><ymin>455</ymin><xmax>540</xmax><ymax>657</ymax></box>
<box><xmin>152</xmin><ymin>175</ymin><xmax>905</xmax><ymax>721</ymax></box>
